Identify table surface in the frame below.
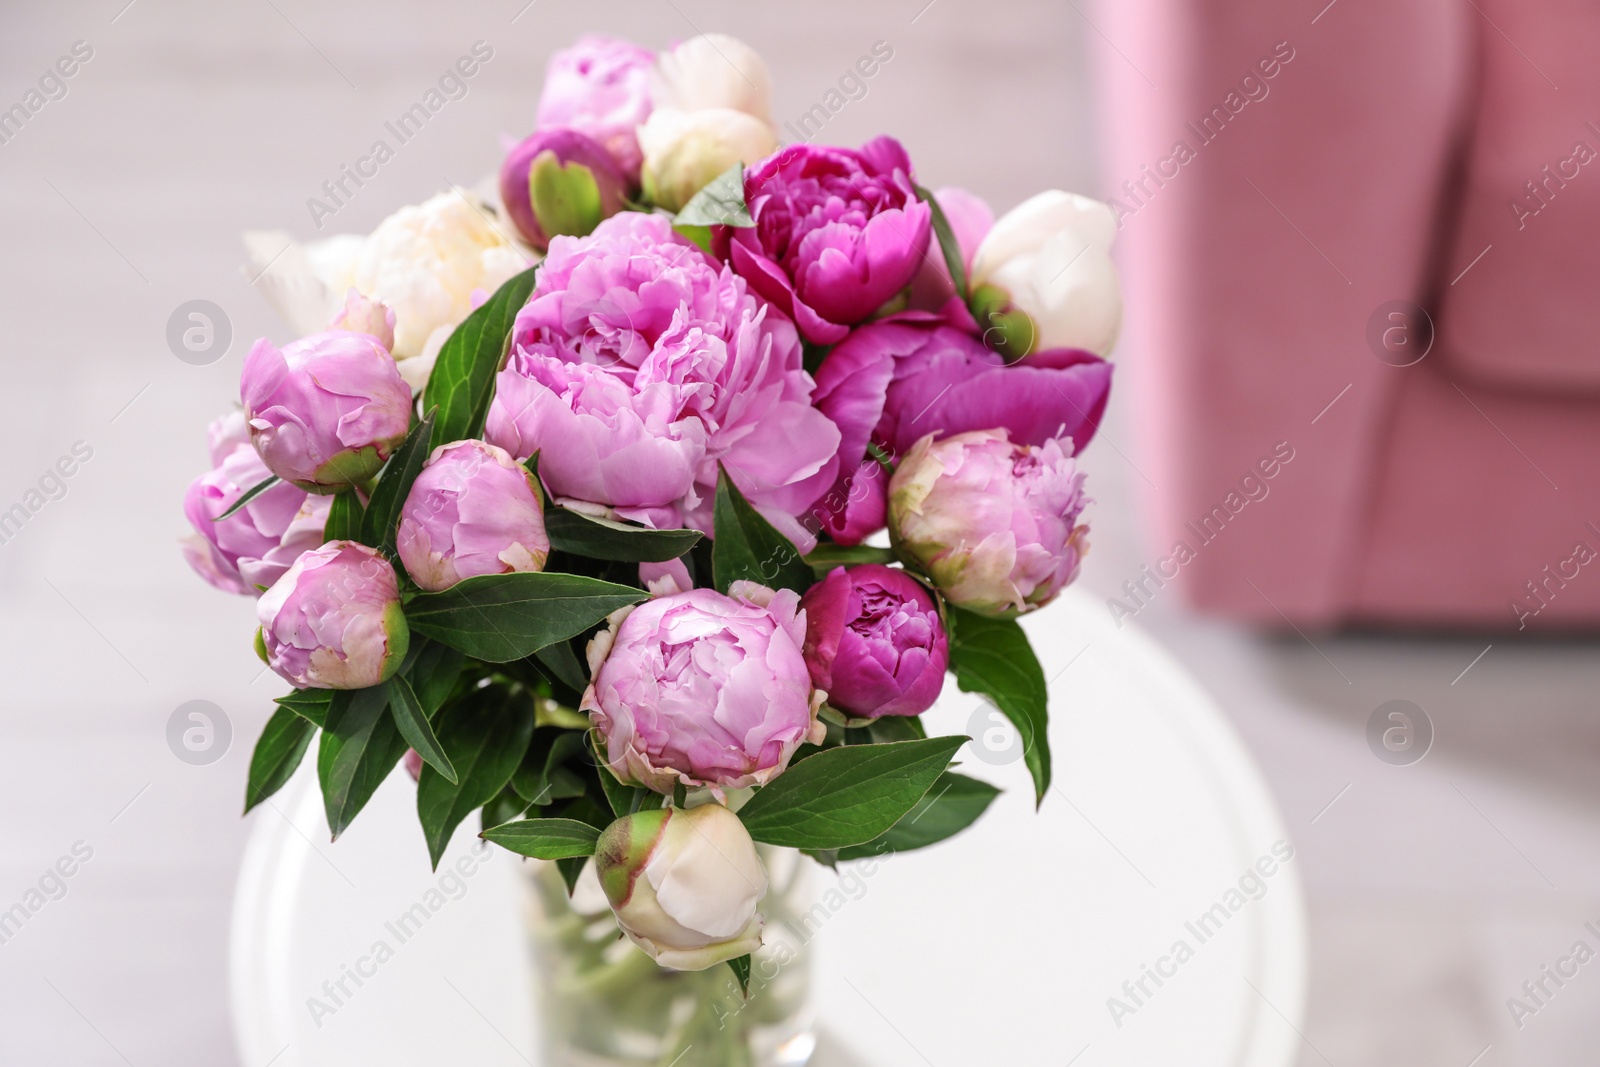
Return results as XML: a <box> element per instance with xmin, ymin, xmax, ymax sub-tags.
<box><xmin>230</xmin><ymin>587</ymin><xmax>1308</xmax><ymax>1067</ymax></box>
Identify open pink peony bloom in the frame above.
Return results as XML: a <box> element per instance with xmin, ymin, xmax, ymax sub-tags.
<box><xmin>182</xmin><ymin>420</ymin><xmax>330</xmax><ymax>595</ymax></box>
<box><xmin>484</xmin><ymin>212</ymin><xmax>841</xmax><ymax>550</ymax></box>
<box><xmin>800</xmin><ymin>564</ymin><xmax>947</xmax><ymax>719</ymax></box>
<box><xmin>806</xmin><ymin>310</ymin><xmax>1109</xmax><ymax>544</ymax></box>
<box><xmin>500</xmin><ymin>127</ymin><xmax>630</xmax><ymax>251</ymax></box>
<box><xmin>536</xmin><ymin>35</ymin><xmax>655</xmax><ymax>182</ymax></box>
<box><xmin>890</xmin><ymin>430</ymin><xmax>1089</xmax><ymax>617</ymax></box>
<box><xmin>582</xmin><ymin>582</ymin><xmax>825</xmax><ymax>795</ymax></box>
<box><xmin>257</xmin><ymin>541</ymin><xmax>410</xmax><ymax>689</ymax></box>
<box><xmin>241</xmin><ymin>330</ymin><xmax>413</xmax><ymax>493</ymax></box>
<box><xmin>721</xmin><ymin>137</ymin><xmax>932</xmax><ymax>344</ymax></box>
<box><xmin>397</xmin><ymin>440</ymin><xmax>550</xmax><ymax>592</ymax></box>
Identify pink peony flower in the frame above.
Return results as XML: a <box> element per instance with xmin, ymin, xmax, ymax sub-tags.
<box><xmin>721</xmin><ymin>137</ymin><xmax>933</xmax><ymax>344</ymax></box>
<box><xmin>484</xmin><ymin>212</ymin><xmax>841</xmax><ymax>550</ymax></box>
<box><xmin>257</xmin><ymin>541</ymin><xmax>410</xmax><ymax>689</ymax></box>
<box><xmin>182</xmin><ymin>426</ymin><xmax>330</xmax><ymax>596</ymax></box>
<box><xmin>241</xmin><ymin>330</ymin><xmax>413</xmax><ymax>493</ymax></box>
<box><xmin>807</xmin><ymin>311</ymin><xmax>1109</xmax><ymax>545</ymax></box>
<box><xmin>397</xmin><ymin>440</ymin><xmax>550</xmax><ymax>592</ymax></box>
<box><xmin>800</xmin><ymin>565</ymin><xmax>948</xmax><ymax>719</ymax></box>
<box><xmin>536</xmin><ymin>35</ymin><xmax>655</xmax><ymax>182</ymax></box>
<box><xmin>889</xmin><ymin>429</ymin><xmax>1089</xmax><ymax>617</ymax></box>
<box><xmin>582</xmin><ymin>582</ymin><xmax>825</xmax><ymax>795</ymax></box>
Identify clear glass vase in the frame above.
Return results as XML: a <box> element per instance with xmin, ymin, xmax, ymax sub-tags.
<box><xmin>521</xmin><ymin>847</ymin><xmax>818</xmax><ymax>1067</ymax></box>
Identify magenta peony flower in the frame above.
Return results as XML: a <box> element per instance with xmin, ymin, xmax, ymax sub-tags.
<box><xmin>256</xmin><ymin>541</ymin><xmax>410</xmax><ymax>689</ymax></box>
<box><xmin>536</xmin><ymin>35</ymin><xmax>655</xmax><ymax>182</ymax></box>
<box><xmin>810</xmin><ymin>458</ymin><xmax>888</xmax><ymax>547</ymax></box>
<box><xmin>484</xmin><ymin>212</ymin><xmax>841</xmax><ymax>550</ymax></box>
<box><xmin>908</xmin><ymin>186</ymin><xmax>994</xmax><ymax>310</ymax></box>
<box><xmin>890</xmin><ymin>430</ymin><xmax>1089</xmax><ymax>617</ymax></box>
<box><xmin>721</xmin><ymin>137</ymin><xmax>932</xmax><ymax>345</ymax></box>
<box><xmin>396</xmin><ymin>440</ymin><xmax>550</xmax><ymax>592</ymax></box>
<box><xmin>500</xmin><ymin>127</ymin><xmax>630</xmax><ymax>251</ymax></box>
<box><xmin>182</xmin><ymin>428</ymin><xmax>330</xmax><ymax>596</ymax></box>
<box><xmin>582</xmin><ymin>582</ymin><xmax>825</xmax><ymax>795</ymax></box>
<box><xmin>800</xmin><ymin>564</ymin><xmax>948</xmax><ymax>719</ymax></box>
<box><xmin>241</xmin><ymin>330</ymin><xmax>413</xmax><ymax>493</ymax></box>
<box><xmin>806</xmin><ymin>310</ymin><xmax>1109</xmax><ymax>544</ymax></box>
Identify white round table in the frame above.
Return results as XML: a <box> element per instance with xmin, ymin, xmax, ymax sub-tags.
<box><xmin>230</xmin><ymin>587</ymin><xmax>1308</xmax><ymax>1067</ymax></box>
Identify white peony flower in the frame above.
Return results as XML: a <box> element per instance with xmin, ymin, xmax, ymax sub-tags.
<box><xmin>244</xmin><ymin>188</ymin><xmax>532</xmax><ymax>366</ymax></box>
<box><xmin>970</xmin><ymin>190</ymin><xmax>1123</xmax><ymax>358</ymax></box>
<box><xmin>650</xmin><ymin>34</ymin><xmax>774</xmax><ymax>125</ymax></box>
<box><xmin>638</xmin><ymin>106</ymin><xmax>778</xmax><ymax>212</ymax></box>
<box><xmin>594</xmin><ymin>803</ymin><xmax>766</xmax><ymax>971</ymax></box>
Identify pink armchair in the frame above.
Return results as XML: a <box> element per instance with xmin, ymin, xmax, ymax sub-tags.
<box><xmin>1093</xmin><ymin>0</ymin><xmax>1600</xmax><ymax>630</ymax></box>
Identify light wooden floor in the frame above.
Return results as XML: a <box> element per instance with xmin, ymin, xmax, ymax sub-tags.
<box><xmin>0</xmin><ymin>2</ymin><xmax>1595</xmax><ymax>1065</ymax></box>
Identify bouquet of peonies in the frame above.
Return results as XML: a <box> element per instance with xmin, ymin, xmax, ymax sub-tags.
<box><xmin>189</xmin><ymin>31</ymin><xmax>1120</xmax><ymax>1000</ymax></box>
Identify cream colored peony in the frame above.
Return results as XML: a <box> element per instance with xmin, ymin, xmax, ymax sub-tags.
<box><xmin>970</xmin><ymin>190</ymin><xmax>1123</xmax><ymax>358</ymax></box>
<box><xmin>638</xmin><ymin>34</ymin><xmax>779</xmax><ymax>212</ymax></box>
<box><xmin>244</xmin><ymin>189</ymin><xmax>531</xmax><ymax>389</ymax></box>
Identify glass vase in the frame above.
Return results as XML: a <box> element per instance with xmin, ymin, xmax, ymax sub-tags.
<box><xmin>521</xmin><ymin>847</ymin><xmax>817</xmax><ymax>1067</ymax></box>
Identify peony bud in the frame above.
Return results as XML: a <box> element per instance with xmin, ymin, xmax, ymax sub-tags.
<box><xmin>241</xmin><ymin>330</ymin><xmax>413</xmax><ymax>493</ymax></box>
<box><xmin>649</xmin><ymin>34</ymin><xmax>774</xmax><ymax>125</ymax></box>
<box><xmin>329</xmin><ymin>289</ymin><xmax>396</xmax><ymax>352</ymax></box>
<box><xmin>396</xmin><ymin>440</ymin><xmax>550</xmax><ymax>592</ymax></box>
<box><xmin>583</xmin><ymin>583</ymin><xmax>825</xmax><ymax>795</ymax></box>
<box><xmin>594</xmin><ymin>803</ymin><xmax>766</xmax><ymax>971</ymax></box>
<box><xmin>499</xmin><ymin>127</ymin><xmax>630</xmax><ymax>251</ymax></box>
<box><xmin>969</xmin><ymin>191</ymin><xmax>1122</xmax><ymax>359</ymax></box>
<box><xmin>638</xmin><ymin>106</ymin><xmax>778</xmax><ymax>212</ymax></box>
<box><xmin>800</xmin><ymin>565</ymin><xmax>948</xmax><ymax>719</ymax></box>
<box><xmin>889</xmin><ymin>429</ymin><xmax>1089</xmax><ymax>617</ymax></box>
<box><xmin>537</xmin><ymin>35</ymin><xmax>655</xmax><ymax>182</ymax></box>
<box><xmin>256</xmin><ymin>540</ymin><xmax>410</xmax><ymax>689</ymax></box>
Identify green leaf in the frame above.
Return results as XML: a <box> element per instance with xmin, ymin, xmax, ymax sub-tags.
<box><xmin>865</xmin><ymin>715</ymin><xmax>927</xmax><ymax>744</ymax></box>
<box><xmin>417</xmin><ymin>687</ymin><xmax>536</xmax><ymax>868</ymax></box>
<box><xmin>727</xmin><ymin>955</ymin><xmax>752</xmax><ymax>996</ymax></box>
<box><xmin>324</xmin><ymin>488</ymin><xmax>364</xmax><ymax>543</ymax></box>
<box><xmin>544</xmin><ymin>507</ymin><xmax>703</xmax><ymax>563</ymax></box>
<box><xmin>711</xmin><ymin>464</ymin><xmax>812</xmax><ymax>595</ymax></box>
<box><xmin>275</xmin><ymin>688</ymin><xmax>332</xmax><ymax>728</ymax></box>
<box><xmin>386</xmin><ymin>674</ymin><xmax>456</xmax><ymax>784</ymax></box>
<box><xmin>480</xmin><ymin>817</ymin><xmax>601</xmax><ymax>859</ymax></box>
<box><xmin>555</xmin><ymin>857</ymin><xmax>587</xmax><ymax>894</ymax></box>
<box><xmin>803</xmin><ymin>543</ymin><xmax>897</xmax><ymax>573</ymax></box>
<box><xmin>947</xmin><ymin>606</ymin><xmax>1050</xmax><ymax>804</ymax></box>
<box><xmin>407</xmin><ymin>572</ymin><xmax>647</xmax><ymax>662</ymax></box>
<box><xmin>480</xmin><ymin>786</ymin><xmax>531</xmax><ymax>830</ymax></box>
<box><xmin>406</xmin><ymin>639</ymin><xmax>465</xmax><ymax>716</ymax></box>
<box><xmin>534</xmin><ymin>639</ymin><xmax>588</xmax><ymax>695</ymax></box>
<box><xmin>423</xmin><ymin>264</ymin><xmax>539</xmax><ymax>445</ymax></box>
<box><xmin>674</xmin><ymin>163</ymin><xmax>752</xmax><ymax>228</ymax></box>
<box><xmin>213</xmin><ymin>475</ymin><xmax>280</xmax><ymax>522</ymax></box>
<box><xmin>317</xmin><ymin>686</ymin><xmax>409</xmax><ymax>839</ymax></box>
<box><xmin>917</xmin><ymin>183</ymin><xmax>968</xmax><ymax>301</ymax></box>
<box><xmin>736</xmin><ymin>736</ymin><xmax>965</xmax><ymax>850</ymax></box>
<box><xmin>512</xmin><ymin>728</ymin><xmax>588</xmax><ymax>806</ymax></box>
<box><xmin>361</xmin><ymin>409</ymin><xmax>436</xmax><ymax>554</ymax></box>
<box><xmin>834</xmin><ymin>772</ymin><xmax>999</xmax><ymax>861</ymax></box>
<box><xmin>244</xmin><ymin>706</ymin><xmax>316</xmax><ymax>814</ymax></box>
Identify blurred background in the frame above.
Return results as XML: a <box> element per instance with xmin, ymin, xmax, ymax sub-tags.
<box><xmin>2</xmin><ymin>1</ymin><xmax>1597</xmax><ymax>1064</ymax></box>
